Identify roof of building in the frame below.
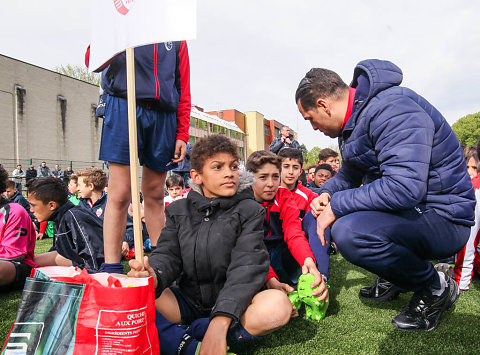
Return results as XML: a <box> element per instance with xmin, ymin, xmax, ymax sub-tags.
<box><xmin>191</xmin><ymin>107</ymin><xmax>244</xmax><ymax>134</ymax></box>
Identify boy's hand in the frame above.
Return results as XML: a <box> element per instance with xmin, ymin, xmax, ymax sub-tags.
<box><xmin>302</xmin><ymin>257</ymin><xmax>328</xmax><ymax>302</ymax></box>
<box><xmin>121</xmin><ymin>242</ymin><xmax>130</xmax><ymax>257</ymax></box>
<box><xmin>316</xmin><ymin>203</ymin><xmax>336</xmax><ymax>246</ymax></box>
<box><xmin>127</xmin><ymin>256</ymin><xmax>158</xmax><ymax>288</ymax></box>
<box><xmin>266</xmin><ymin>277</ymin><xmax>294</xmax><ymax>293</ymax></box>
<box><xmin>310</xmin><ymin>193</ymin><xmax>331</xmax><ymax>217</ymax></box>
<box><xmin>199</xmin><ymin>316</ymin><xmax>231</xmax><ymax>355</ymax></box>
<box><xmin>171</xmin><ymin>140</ymin><xmax>187</xmax><ymax>163</ymax></box>
<box><xmin>36</xmin><ymin>232</ymin><xmax>44</xmax><ymax>240</ymax></box>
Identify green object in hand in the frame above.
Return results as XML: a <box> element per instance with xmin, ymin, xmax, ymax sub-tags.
<box><xmin>288</xmin><ymin>273</ymin><xmax>329</xmax><ymax>321</ymax></box>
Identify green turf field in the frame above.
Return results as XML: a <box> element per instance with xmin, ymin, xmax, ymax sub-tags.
<box><xmin>2</xmin><ymin>238</ymin><xmax>479</xmax><ymax>353</ymax></box>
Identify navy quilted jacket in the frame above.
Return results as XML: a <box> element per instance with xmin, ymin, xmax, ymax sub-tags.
<box><xmin>321</xmin><ymin>59</ymin><xmax>475</xmax><ymax>226</ymax></box>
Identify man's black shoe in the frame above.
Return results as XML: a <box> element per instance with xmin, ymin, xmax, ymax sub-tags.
<box><xmin>359</xmin><ymin>277</ymin><xmax>407</xmax><ymax>301</ymax></box>
<box><xmin>392</xmin><ymin>274</ymin><xmax>460</xmax><ymax>331</ymax></box>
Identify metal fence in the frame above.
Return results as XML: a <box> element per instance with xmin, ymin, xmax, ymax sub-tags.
<box><xmin>1</xmin><ymin>157</ymin><xmax>107</xmax><ymax>193</ymax></box>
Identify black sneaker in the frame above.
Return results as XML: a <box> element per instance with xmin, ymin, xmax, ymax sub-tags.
<box><xmin>392</xmin><ymin>273</ymin><xmax>460</xmax><ymax>331</ymax></box>
<box><xmin>359</xmin><ymin>277</ymin><xmax>407</xmax><ymax>301</ymax></box>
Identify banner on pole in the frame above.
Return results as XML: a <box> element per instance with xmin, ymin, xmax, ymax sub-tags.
<box><xmin>89</xmin><ymin>0</ymin><xmax>197</xmax><ymax>71</ymax></box>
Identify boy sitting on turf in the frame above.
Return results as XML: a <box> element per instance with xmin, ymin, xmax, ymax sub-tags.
<box><xmin>0</xmin><ymin>166</ymin><xmax>37</xmax><ymax>291</ymax></box>
<box><xmin>67</xmin><ymin>174</ymin><xmax>80</xmax><ymax>205</ymax></box>
<box><xmin>278</xmin><ymin>148</ymin><xmax>332</xmax><ymax>282</ymax></box>
<box><xmin>4</xmin><ymin>180</ymin><xmax>35</xmax><ymax>222</ymax></box>
<box><xmin>28</xmin><ymin>177</ymin><xmax>104</xmax><ymax>272</ymax></box>
<box><xmin>278</xmin><ymin>148</ymin><xmax>318</xmax><ymax>218</ymax></box>
<box><xmin>246</xmin><ymin>150</ymin><xmax>329</xmax><ymax>297</ymax></box>
<box><xmin>76</xmin><ymin>167</ymin><xmax>134</xmax><ymax>258</ymax></box>
<box><xmin>164</xmin><ymin>174</ymin><xmax>186</xmax><ymax>208</ymax></box>
<box><xmin>128</xmin><ymin>134</ymin><xmax>292</xmax><ymax>355</ymax></box>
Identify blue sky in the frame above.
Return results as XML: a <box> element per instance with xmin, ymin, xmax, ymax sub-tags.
<box><xmin>1</xmin><ymin>0</ymin><xmax>479</xmax><ymax>149</ymax></box>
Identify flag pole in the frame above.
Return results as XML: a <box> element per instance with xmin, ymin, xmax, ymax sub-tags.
<box><xmin>126</xmin><ymin>47</ymin><xmax>145</xmax><ymax>266</ymax></box>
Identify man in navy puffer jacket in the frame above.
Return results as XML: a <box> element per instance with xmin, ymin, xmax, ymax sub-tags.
<box><xmin>295</xmin><ymin>59</ymin><xmax>475</xmax><ymax>331</ymax></box>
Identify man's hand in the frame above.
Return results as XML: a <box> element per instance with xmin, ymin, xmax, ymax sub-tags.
<box><xmin>198</xmin><ymin>316</ymin><xmax>231</xmax><ymax>355</ymax></box>
<box><xmin>36</xmin><ymin>233</ymin><xmax>44</xmax><ymax>240</ymax></box>
<box><xmin>127</xmin><ymin>256</ymin><xmax>158</xmax><ymax>288</ymax></box>
<box><xmin>171</xmin><ymin>140</ymin><xmax>187</xmax><ymax>163</ymax></box>
<box><xmin>316</xmin><ymin>203</ymin><xmax>337</xmax><ymax>247</ymax></box>
<box><xmin>121</xmin><ymin>242</ymin><xmax>130</xmax><ymax>257</ymax></box>
<box><xmin>285</xmin><ymin>137</ymin><xmax>292</xmax><ymax>144</ymax></box>
<box><xmin>302</xmin><ymin>257</ymin><xmax>328</xmax><ymax>302</ymax></box>
<box><xmin>310</xmin><ymin>193</ymin><xmax>331</xmax><ymax>217</ymax></box>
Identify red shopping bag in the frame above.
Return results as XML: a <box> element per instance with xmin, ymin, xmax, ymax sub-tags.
<box><xmin>2</xmin><ymin>267</ymin><xmax>159</xmax><ymax>355</ymax></box>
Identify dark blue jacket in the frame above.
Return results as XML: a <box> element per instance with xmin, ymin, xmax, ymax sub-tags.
<box><xmin>100</xmin><ymin>41</ymin><xmax>191</xmax><ymax>143</ymax></box>
<box><xmin>79</xmin><ymin>194</ymin><xmax>135</xmax><ymax>245</ymax></box>
<box><xmin>102</xmin><ymin>42</ymin><xmax>181</xmax><ymax>110</ymax></box>
<box><xmin>321</xmin><ymin>59</ymin><xmax>475</xmax><ymax>226</ymax></box>
<box><xmin>50</xmin><ymin>201</ymin><xmax>104</xmax><ymax>272</ymax></box>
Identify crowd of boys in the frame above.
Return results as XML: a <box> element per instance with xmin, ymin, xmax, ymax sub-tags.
<box><xmin>2</xmin><ymin>49</ymin><xmax>478</xmax><ymax>354</ymax></box>
<box><xmin>0</xmin><ymin>135</ymin><xmax>337</xmax><ymax>354</ymax></box>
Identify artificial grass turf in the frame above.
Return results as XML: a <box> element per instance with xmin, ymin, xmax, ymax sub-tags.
<box><xmin>2</xmin><ymin>239</ymin><xmax>480</xmax><ymax>353</ymax></box>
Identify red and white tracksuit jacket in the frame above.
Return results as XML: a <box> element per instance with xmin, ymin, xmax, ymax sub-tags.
<box><xmin>454</xmin><ymin>175</ymin><xmax>480</xmax><ymax>290</ymax></box>
<box><xmin>289</xmin><ymin>184</ymin><xmax>318</xmax><ymax>218</ymax></box>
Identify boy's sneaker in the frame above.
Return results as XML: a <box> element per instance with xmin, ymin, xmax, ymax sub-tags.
<box><xmin>359</xmin><ymin>277</ymin><xmax>407</xmax><ymax>301</ymax></box>
<box><xmin>392</xmin><ymin>272</ymin><xmax>460</xmax><ymax>331</ymax></box>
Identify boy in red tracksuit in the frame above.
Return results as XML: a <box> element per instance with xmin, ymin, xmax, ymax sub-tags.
<box><xmin>454</xmin><ymin>139</ymin><xmax>480</xmax><ymax>289</ymax></box>
<box><xmin>278</xmin><ymin>148</ymin><xmax>332</xmax><ymax>281</ymax></box>
<box><xmin>246</xmin><ymin>150</ymin><xmax>328</xmax><ymax>302</ymax></box>
<box><xmin>277</xmin><ymin>148</ymin><xmax>318</xmax><ymax>218</ymax></box>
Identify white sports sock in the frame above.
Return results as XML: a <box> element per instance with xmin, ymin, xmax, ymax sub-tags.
<box><xmin>431</xmin><ymin>271</ymin><xmax>447</xmax><ymax>296</ymax></box>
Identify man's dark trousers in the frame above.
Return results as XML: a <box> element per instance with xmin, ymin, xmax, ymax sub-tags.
<box><xmin>332</xmin><ymin>206</ymin><xmax>470</xmax><ymax>291</ymax></box>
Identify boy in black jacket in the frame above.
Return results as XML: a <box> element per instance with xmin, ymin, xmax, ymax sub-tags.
<box><xmin>128</xmin><ymin>135</ymin><xmax>292</xmax><ymax>355</ymax></box>
<box><xmin>28</xmin><ymin>177</ymin><xmax>104</xmax><ymax>272</ymax></box>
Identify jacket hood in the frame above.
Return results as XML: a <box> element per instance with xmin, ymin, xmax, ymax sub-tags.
<box><xmin>352</xmin><ymin>59</ymin><xmax>402</xmax><ymax>101</ymax></box>
<box><xmin>187</xmin><ymin>171</ymin><xmax>256</xmax><ymax>215</ymax></box>
<box><xmin>343</xmin><ymin>59</ymin><xmax>403</xmax><ymax>132</ymax></box>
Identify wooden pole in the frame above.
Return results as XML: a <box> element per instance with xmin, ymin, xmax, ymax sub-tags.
<box><xmin>126</xmin><ymin>47</ymin><xmax>145</xmax><ymax>265</ymax></box>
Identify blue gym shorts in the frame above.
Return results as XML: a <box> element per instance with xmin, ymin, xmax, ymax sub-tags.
<box><xmin>169</xmin><ymin>286</ymin><xmax>263</xmax><ymax>344</ymax></box>
<box><xmin>99</xmin><ymin>95</ymin><xmax>178</xmax><ymax>172</ymax></box>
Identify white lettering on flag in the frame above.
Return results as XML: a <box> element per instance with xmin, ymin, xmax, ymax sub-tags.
<box><xmin>89</xmin><ymin>0</ymin><xmax>196</xmax><ymax>71</ymax></box>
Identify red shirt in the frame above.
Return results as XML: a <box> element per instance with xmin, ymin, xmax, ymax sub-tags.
<box><xmin>341</xmin><ymin>87</ymin><xmax>357</xmax><ymax>130</ymax></box>
<box><xmin>262</xmin><ymin>187</ymin><xmax>316</xmax><ymax>282</ymax></box>
<box><xmin>472</xmin><ymin>173</ymin><xmax>480</xmax><ymax>190</ymax></box>
<box><xmin>287</xmin><ymin>185</ymin><xmax>318</xmax><ymax>218</ymax></box>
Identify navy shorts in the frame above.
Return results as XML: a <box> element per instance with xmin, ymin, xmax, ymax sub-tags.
<box><xmin>169</xmin><ymin>286</ymin><xmax>262</xmax><ymax>345</ymax></box>
<box><xmin>99</xmin><ymin>95</ymin><xmax>178</xmax><ymax>172</ymax></box>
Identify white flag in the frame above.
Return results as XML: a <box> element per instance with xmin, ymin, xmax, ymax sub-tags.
<box><xmin>89</xmin><ymin>0</ymin><xmax>197</xmax><ymax>71</ymax></box>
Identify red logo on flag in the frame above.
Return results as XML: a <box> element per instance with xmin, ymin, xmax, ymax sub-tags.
<box><xmin>114</xmin><ymin>0</ymin><xmax>135</xmax><ymax>15</ymax></box>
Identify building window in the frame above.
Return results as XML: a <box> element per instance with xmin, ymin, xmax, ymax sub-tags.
<box><xmin>58</xmin><ymin>95</ymin><xmax>67</xmax><ymax>133</ymax></box>
<box><xmin>274</xmin><ymin>127</ymin><xmax>280</xmax><ymax>137</ymax></box>
<box><xmin>190</xmin><ymin>116</ymin><xmax>196</xmax><ymax>127</ymax></box>
<box><xmin>15</xmin><ymin>85</ymin><xmax>26</xmax><ymax>115</ymax></box>
<box><xmin>198</xmin><ymin>119</ymin><xmax>207</xmax><ymax>130</ymax></box>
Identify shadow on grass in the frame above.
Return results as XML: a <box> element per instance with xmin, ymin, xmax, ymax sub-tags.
<box><xmin>379</xmin><ymin>311</ymin><xmax>480</xmax><ymax>353</ymax></box>
<box><xmin>230</xmin><ymin>317</ymin><xmax>317</xmax><ymax>355</ymax></box>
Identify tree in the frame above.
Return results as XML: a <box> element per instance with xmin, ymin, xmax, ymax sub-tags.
<box><xmin>55</xmin><ymin>64</ymin><xmax>101</xmax><ymax>86</ymax></box>
<box><xmin>452</xmin><ymin>112</ymin><xmax>480</xmax><ymax>147</ymax></box>
<box><xmin>300</xmin><ymin>144</ymin><xmax>308</xmax><ymax>163</ymax></box>
<box><xmin>304</xmin><ymin>147</ymin><xmax>321</xmax><ymax>167</ymax></box>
